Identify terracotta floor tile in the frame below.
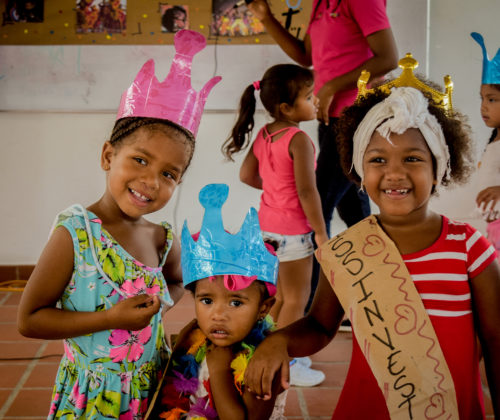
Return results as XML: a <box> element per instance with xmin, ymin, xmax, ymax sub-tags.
<box><xmin>312</xmin><ymin>336</ymin><xmax>352</xmax><ymax>363</ymax></box>
<box><xmin>0</xmin><ymin>389</ymin><xmax>12</xmax><ymax>408</ymax></box>
<box><xmin>301</xmin><ymin>387</ymin><xmax>342</xmax><ymax>417</ymax></box>
<box><xmin>0</xmin><ymin>322</ymin><xmax>35</xmax><ymax>341</ymax></box>
<box><xmin>5</xmin><ymin>389</ymin><xmax>52</xmax><ymax>417</ymax></box>
<box><xmin>0</xmin><ymin>341</ymin><xmax>43</xmax><ymax>360</ymax></box>
<box><xmin>3</xmin><ymin>292</ymin><xmax>22</xmax><ymax>305</ymax></box>
<box><xmin>0</xmin><ymin>362</ymin><xmax>28</xmax><ymax>387</ymax></box>
<box><xmin>1</xmin><ymin>417</ymin><xmax>47</xmax><ymax>420</ymax></box>
<box><xmin>313</xmin><ymin>362</ymin><xmax>349</xmax><ymax>388</ymax></box>
<box><xmin>283</xmin><ymin>388</ymin><xmax>301</xmax><ymax>417</ymax></box>
<box><xmin>483</xmin><ymin>388</ymin><xmax>493</xmax><ymax>415</ymax></box>
<box><xmin>40</xmin><ymin>340</ymin><xmax>64</xmax><ymax>358</ymax></box>
<box><xmin>0</xmin><ymin>306</ymin><xmax>19</xmax><ymax>323</ymax></box>
<box><xmin>24</xmin><ymin>363</ymin><xmax>60</xmax><ymax>387</ymax></box>
<box><xmin>163</xmin><ymin>307</ymin><xmax>195</xmax><ymax>323</ymax></box>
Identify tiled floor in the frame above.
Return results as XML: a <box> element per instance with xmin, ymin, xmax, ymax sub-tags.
<box><xmin>0</xmin><ymin>290</ymin><xmax>494</xmax><ymax>419</ymax></box>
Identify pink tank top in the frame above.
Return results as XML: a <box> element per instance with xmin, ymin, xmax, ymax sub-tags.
<box><xmin>252</xmin><ymin>126</ymin><xmax>315</xmax><ymax>235</ymax></box>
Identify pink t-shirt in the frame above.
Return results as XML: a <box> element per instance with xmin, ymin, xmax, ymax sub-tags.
<box><xmin>332</xmin><ymin>217</ymin><xmax>497</xmax><ymax>420</ymax></box>
<box><xmin>252</xmin><ymin>126</ymin><xmax>315</xmax><ymax>235</ymax></box>
<box><xmin>307</xmin><ymin>0</ymin><xmax>391</xmax><ymax>117</ymax></box>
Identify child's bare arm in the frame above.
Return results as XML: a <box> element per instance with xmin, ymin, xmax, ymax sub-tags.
<box><xmin>245</xmin><ymin>270</ymin><xmax>343</xmax><ymax>399</ymax></box>
<box><xmin>240</xmin><ymin>145</ymin><xmax>263</xmax><ymax>190</ymax></box>
<box><xmin>162</xmin><ymin>235</ymin><xmax>185</xmax><ymax>306</ymax></box>
<box><xmin>17</xmin><ymin>227</ymin><xmax>161</xmax><ymax>339</ymax></box>
<box><xmin>291</xmin><ymin>133</ymin><xmax>329</xmax><ymax>246</ymax></box>
<box><xmin>207</xmin><ymin>345</ymin><xmax>247</xmax><ymax>420</ymax></box>
<box><xmin>242</xmin><ymin>377</ymin><xmax>281</xmax><ymax>420</ymax></box>
<box><xmin>471</xmin><ymin>260</ymin><xmax>500</xmax><ymax>418</ymax></box>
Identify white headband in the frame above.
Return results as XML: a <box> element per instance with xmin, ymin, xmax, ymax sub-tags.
<box><xmin>352</xmin><ymin>87</ymin><xmax>450</xmax><ymax>189</ymax></box>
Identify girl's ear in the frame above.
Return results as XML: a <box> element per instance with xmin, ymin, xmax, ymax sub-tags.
<box><xmin>101</xmin><ymin>141</ymin><xmax>114</xmax><ymax>171</ymax></box>
<box><xmin>279</xmin><ymin>102</ymin><xmax>293</xmax><ymax>117</ymax></box>
<box><xmin>259</xmin><ymin>296</ymin><xmax>276</xmax><ymax>319</ymax></box>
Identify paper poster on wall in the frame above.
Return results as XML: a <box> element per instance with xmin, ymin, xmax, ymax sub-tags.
<box><xmin>210</xmin><ymin>0</ymin><xmax>265</xmax><ymax>37</ymax></box>
<box><xmin>75</xmin><ymin>0</ymin><xmax>126</xmax><ymax>34</ymax></box>
<box><xmin>2</xmin><ymin>0</ymin><xmax>44</xmax><ymax>24</ymax></box>
<box><xmin>0</xmin><ymin>0</ymin><xmax>309</xmax><ymax>44</ymax></box>
<box><xmin>160</xmin><ymin>4</ymin><xmax>188</xmax><ymax>33</ymax></box>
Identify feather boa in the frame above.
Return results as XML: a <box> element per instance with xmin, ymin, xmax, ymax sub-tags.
<box><xmin>156</xmin><ymin>315</ymin><xmax>274</xmax><ymax>420</ymax></box>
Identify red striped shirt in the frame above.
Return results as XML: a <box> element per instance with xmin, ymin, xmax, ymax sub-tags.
<box><xmin>403</xmin><ymin>217</ymin><xmax>496</xmax><ymax>318</ymax></box>
<box><xmin>333</xmin><ymin>216</ymin><xmax>496</xmax><ymax>420</ymax></box>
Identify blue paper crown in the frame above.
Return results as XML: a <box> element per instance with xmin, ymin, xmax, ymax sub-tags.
<box><xmin>181</xmin><ymin>183</ymin><xmax>279</xmax><ymax>288</ymax></box>
<box><xmin>471</xmin><ymin>32</ymin><xmax>500</xmax><ymax>84</ymax></box>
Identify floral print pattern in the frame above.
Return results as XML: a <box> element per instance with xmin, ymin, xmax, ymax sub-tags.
<box><xmin>47</xmin><ymin>205</ymin><xmax>173</xmax><ymax>419</ymax></box>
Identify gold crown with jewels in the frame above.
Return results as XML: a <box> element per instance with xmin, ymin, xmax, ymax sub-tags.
<box><xmin>356</xmin><ymin>53</ymin><xmax>454</xmax><ymax>113</ymax></box>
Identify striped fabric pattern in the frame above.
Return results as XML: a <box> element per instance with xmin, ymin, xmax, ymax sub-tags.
<box><xmin>403</xmin><ymin>217</ymin><xmax>496</xmax><ymax>318</ymax></box>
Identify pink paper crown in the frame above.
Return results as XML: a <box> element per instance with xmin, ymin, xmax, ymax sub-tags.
<box><xmin>116</xmin><ymin>30</ymin><xmax>221</xmax><ymax>138</ymax></box>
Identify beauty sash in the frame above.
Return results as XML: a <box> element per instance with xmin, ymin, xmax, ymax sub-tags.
<box><xmin>316</xmin><ymin>216</ymin><xmax>459</xmax><ymax>419</ymax></box>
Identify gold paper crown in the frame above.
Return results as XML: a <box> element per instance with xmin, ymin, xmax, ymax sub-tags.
<box><xmin>356</xmin><ymin>53</ymin><xmax>454</xmax><ymax>112</ymax></box>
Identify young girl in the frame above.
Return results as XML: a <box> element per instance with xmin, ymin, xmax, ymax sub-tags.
<box><xmin>472</xmin><ymin>32</ymin><xmax>500</xmax><ymax>257</ymax></box>
<box><xmin>146</xmin><ymin>183</ymin><xmax>286</xmax><ymax>420</ymax></box>
<box><xmin>244</xmin><ymin>57</ymin><xmax>500</xmax><ymax>419</ymax></box>
<box><xmin>17</xmin><ymin>29</ymin><xmax>220</xmax><ymax>419</ymax></box>
<box><xmin>222</xmin><ymin>64</ymin><xmax>328</xmax><ymax>386</ymax></box>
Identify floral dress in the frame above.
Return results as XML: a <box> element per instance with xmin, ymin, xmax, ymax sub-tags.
<box><xmin>48</xmin><ymin>204</ymin><xmax>173</xmax><ymax>420</ymax></box>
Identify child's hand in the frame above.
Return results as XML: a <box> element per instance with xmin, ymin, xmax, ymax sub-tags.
<box><xmin>476</xmin><ymin>186</ymin><xmax>500</xmax><ymax>213</ymax></box>
<box><xmin>106</xmin><ymin>294</ymin><xmax>161</xmax><ymax>330</ymax></box>
<box><xmin>206</xmin><ymin>344</ymin><xmax>234</xmax><ymax>373</ymax></box>
<box><xmin>244</xmin><ymin>333</ymin><xmax>290</xmax><ymax>400</ymax></box>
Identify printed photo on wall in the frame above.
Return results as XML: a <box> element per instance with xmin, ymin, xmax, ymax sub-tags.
<box><xmin>210</xmin><ymin>0</ymin><xmax>265</xmax><ymax>37</ymax></box>
<box><xmin>160</xmin><ymin>4</ymin><xmax>188</xmax><ymax>33</ymax></box>
<box><xmin>2</xmin><ymin>0</ymin><xmax>44</xmax><ymax>24</ymax></box>
<box><xmin>76</xmin><ymin>0</ymin><xmax>126</xmax><ymax>34</ymax></box>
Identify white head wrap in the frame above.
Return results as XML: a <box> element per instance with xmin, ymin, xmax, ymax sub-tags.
<box><xmin>352</xmin><ymin>87</ymin><xmax>450</xmax><ymax>189</ymax></box>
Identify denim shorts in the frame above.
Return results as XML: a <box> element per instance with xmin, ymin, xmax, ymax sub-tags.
<box><xmin>261</xmin><ymin>231</ymin><xmax>314</xmax><ymax>262</ymax></box>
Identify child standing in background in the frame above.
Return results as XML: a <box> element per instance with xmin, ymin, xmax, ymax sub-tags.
<box><xmin>148</xmin><ymin>183</ymin><xmax>286</xmax><ymax>420</ymax></box>
<box><xmin>472</xmin><ymin>32</ymin><xmax>500</xmax><ymax>258</ymax></box>
<box><xmin>245</xmin><ymin>57</ymin><xmax>500</xmax><ymax>419</ymax></box>
<box><xmin>17</xmin><ymin>30</ymin><xmax>220</xmax><ymax>419</ymax></box>
<box><xmin>222</xmin><ymin>64</ymin><xmax>327</xmax><ymax>387</ymax></box>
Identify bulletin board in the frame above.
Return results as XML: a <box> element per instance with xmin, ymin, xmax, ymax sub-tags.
<box><xmin>0</xmin><ymin>0</ymin><xmax>311</xmax><ymax>45</ymax></box>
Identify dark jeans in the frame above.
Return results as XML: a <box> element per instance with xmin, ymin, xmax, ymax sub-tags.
<box><xmin>307</xmin><ymin>118</ymin><xmax>371</xmax><ymax>311</ymax></box>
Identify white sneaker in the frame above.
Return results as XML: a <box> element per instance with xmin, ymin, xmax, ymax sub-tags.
<box><xmin>289</xmin><ymin>361</ymin><xmax>325</xmax><ymax>387</ymax></box>
<box><xmin>296</xmin><ymin>356</ymin><xmax>312</xmax><ymax>368</ymax></box>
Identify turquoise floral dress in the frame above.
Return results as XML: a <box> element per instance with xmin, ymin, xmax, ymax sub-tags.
<box><xmin>47</xmin><ymin>205</ymin><xmax>173</xmax><ymax>420</ymax></box>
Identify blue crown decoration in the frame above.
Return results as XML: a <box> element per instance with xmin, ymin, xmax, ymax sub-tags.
<box><xmin>471</xmin><ymin>32</ymin><xmax>500</xmax><ymax>84</ymax></box>
<box><xmin>181</xmin><ymin>183</ymin><xmax>279</xmax><ymax>288</ymax></box>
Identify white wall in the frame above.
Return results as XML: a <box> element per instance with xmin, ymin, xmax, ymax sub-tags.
<box><xmin>1</xmin><ymin>0</ymin><xmax>498</xmax><ymax>263</ymax></box>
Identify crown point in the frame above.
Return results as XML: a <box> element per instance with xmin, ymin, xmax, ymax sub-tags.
<box><xmin>174</xmin><ymin>28</ymin><xmax>206</xmax><ymax>57</ymax></box>
<box><xmin>199</xmin><ymin>184</ymin><xmax>228</xmax><ymax>210</ymax></box>
<box><xmin>115</xmin><ymin>30</ymin><xmax>221</xmax><ymax>138</ymax></box>
<box><xmin>181</xmin><ymin>184</ymin><xmax>278</xmax><ymax>288</ymax></box>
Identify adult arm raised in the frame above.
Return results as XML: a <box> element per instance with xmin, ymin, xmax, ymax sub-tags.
<box><xmin>247</xmin><ymin>0</ymin><xmax>312</xmax><ymax>67</ymax></box>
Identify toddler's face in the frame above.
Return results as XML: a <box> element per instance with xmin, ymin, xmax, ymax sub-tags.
<box><xmin>288</xmin><ymin>83</ymin><xmax>318</xmax><ymax>123</ymax></box>
<box><xmin>480</xmin><ymin>84</ymin><xmax>500</xmax><ymax>129</ymax></box>
<box><xmin>193</xmin><ymin>276</ymin><xmax>272</xmax><ymax>347</ymax></box>
<box><xmin>362</xmin><ymin>128</ymin><xmax>436</xmax><ymax>222</ymax></box>
<box><xmin>102</xmin><ymin>127</ymin><xmax>190</xmax><ymax>220</ymax></box>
